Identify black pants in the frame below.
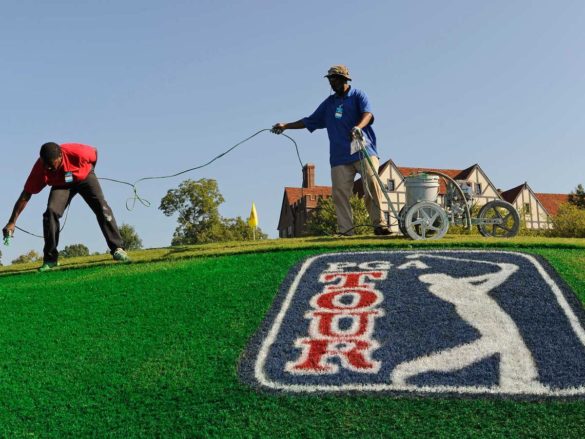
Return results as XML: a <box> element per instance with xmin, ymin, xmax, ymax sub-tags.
<box><xmin>42</xmin><ymin>171</ymin><xmax>124</xmax><ymax>263</ymax></box>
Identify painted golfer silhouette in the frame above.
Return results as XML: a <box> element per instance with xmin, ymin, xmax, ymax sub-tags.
<box><xmin>391</xmin><ymin>255</ymin><xmax>545</xmax><ymax>392</ymax></box>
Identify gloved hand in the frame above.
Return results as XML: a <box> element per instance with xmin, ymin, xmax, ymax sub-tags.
<box><xmin>2</xmin><ymin>224</ymin><xmax>13</xmax><ymax>239</ymax></box>
<box><xmin>2</xmin><ymin>223</ymin><xmax>14</xmax><ymax>245</ymax></box>
<box><xmin>271</xmin><ymin>123</ymin><xmax>286</xmax><ymax>135</ymax></box>
<box><xmin>351</xmin><ymin>126</ymin><xmax>363</xmax><ymax>140</ymax></box>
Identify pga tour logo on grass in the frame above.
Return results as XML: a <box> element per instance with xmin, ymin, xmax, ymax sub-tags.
<box><xmin>239</xmin><ymin>251</ymin><xmax>585</xmax><ymax>399</ymax></box>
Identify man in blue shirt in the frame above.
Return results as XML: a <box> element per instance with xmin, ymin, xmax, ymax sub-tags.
<box><xmin>272</xmin><ymin>65</ymin><xmax>390</xmax><ymax>236</ymax></box>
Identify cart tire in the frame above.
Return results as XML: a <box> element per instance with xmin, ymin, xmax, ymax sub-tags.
<box><xmin>398</xmin><ymin>206</ymin><xmax>408</xmax><ymax>236</ymax></box>
<box><xmin>477</xmin><ymin>200</ymin><xmax>520</xmax><ymax>238</ymax></box>
<box><xmin>404</xmin><ymin>201</ymin><xmax>449</xmax><ymax>240</ymax></box>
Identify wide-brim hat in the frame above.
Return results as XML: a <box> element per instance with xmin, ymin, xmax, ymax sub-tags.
<box><xmin>324</xmin><ymin>64</ymin><xmax>352</xmax><ymax>81</ymax></box>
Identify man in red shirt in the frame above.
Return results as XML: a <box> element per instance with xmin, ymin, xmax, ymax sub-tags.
<box><xmin>3</xmin><ymin>142</ymin><xmax>129</xmax><ymax>271</ymax></box>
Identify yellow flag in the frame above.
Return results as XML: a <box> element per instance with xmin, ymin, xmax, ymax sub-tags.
<box><xmin>248</xmin><ymin>202</ymin><xmax>258</xmax><ymax>228</ymax></box>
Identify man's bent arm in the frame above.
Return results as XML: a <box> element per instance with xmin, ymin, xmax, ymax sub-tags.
<box><xmin>355</xmin><ymin>112</ymin><xmax>373</xmax><ymax>130</ymax></box>
<box><xmin>272</xmin><ymin>120</ymin><xmax>306</xmax><ymax>133</ymax></box>
<box><xmin>3</xmin><ymin>190</ymin><xmax>32</xmax><ymax>236</ymax></box>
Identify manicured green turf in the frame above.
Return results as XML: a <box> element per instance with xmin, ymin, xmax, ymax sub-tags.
<box><xmin>0</xmin><ymin>247</ymin><xmax>584</xmax><ymax>437</ymax></box>
<box><xmin>3</xmin><ymin>234</ymin><xmax>585</xmax><ymax>276</ymax></box>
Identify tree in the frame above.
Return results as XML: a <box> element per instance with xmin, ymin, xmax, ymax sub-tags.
<box><xmin>220</xmin><ymin>217</ymin><xmax>268</xmax><ymax>241</ymax></box>
<box><xmin>60</xmin><ymin>244</ymin><xmax>90</xmax><ymax>258</ymax></box>
<box><xmin>305</xmin><ymin>194</ymin><xmax>372</xmax><ymax>236</ymax></box>
<box><xmin>12</xmin><ymin>250</ymin><xmax>42</xmax><ymax>265</ymax></box>
<box><xmin>568</xmin><ymin>184</ymin><xmax>585</xmax><ymax>209</ymax></box>
<box><xmin>159</xmin><ymin>178</ymin><xmax>224</xmax><ymax>245</ymax></box>
<box><xmin>159</xmin><ymin>178</ymin><xmax>267</xmax><ymax>245</ymax></box>
<box><xmin>119</xmin><ymin>224</ymin><xmax>143</xmax><ymax>250</ymax></box>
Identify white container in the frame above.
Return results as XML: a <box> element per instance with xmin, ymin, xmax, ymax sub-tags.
<box><xmin>405</xmin><ymin>174</ymin><xmax>439</xmax><ymax>206</ymax></box>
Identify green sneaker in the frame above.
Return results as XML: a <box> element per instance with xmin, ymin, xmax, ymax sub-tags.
<box><xmin>113</xmin><ymin>248</ymin><xmax>130</xmax><ymax>262</ymax></box>
<box><xmin>38</xmin><ymin>261</ymin><xmax>60</xmax><ymax>272</ymax></box>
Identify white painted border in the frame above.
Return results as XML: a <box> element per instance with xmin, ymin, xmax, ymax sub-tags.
<box><xmin>253</xmin><ymin>250</ymin><xmax>585</xmax><ymax>396</ymax></box>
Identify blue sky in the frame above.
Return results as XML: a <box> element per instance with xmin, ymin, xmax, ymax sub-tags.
<box><xmin>1</xmin><ymin>1</ymin><xmax>584</xmax><ymax>263</ymax></box>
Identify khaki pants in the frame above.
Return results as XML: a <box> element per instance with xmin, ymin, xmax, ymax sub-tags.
<box><xmin>331</xmin><ymin>156</ymin><xmax>387</xmax><ymax>235</ymax></box>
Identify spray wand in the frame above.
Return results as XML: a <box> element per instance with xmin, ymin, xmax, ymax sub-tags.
<box><xmin>2</xmin><ymin>228</ymin><xmax>12</xmax><ymax>246</ymax></box>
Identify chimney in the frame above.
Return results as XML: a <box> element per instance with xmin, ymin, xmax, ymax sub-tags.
<box><xmin>302</xmin><ymin>163</ymin><xmax>315</xmax><ymax>188</ymax></box>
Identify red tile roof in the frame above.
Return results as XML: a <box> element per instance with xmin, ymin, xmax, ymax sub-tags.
<box><xmin>535</xmin><ymin>193</ymin><xmax>570</xmax><ymax>216</ymax></box>
<box><xmin>284</xmin><ymin>186</ymin><xmax>332</xmax><ymax>206</ymax></box>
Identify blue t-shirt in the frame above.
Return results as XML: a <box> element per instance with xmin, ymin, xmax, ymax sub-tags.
<box><xmin>303</xmin><ymin>87</ymin><xmax>377</xmax><ymax>167</ymax></box>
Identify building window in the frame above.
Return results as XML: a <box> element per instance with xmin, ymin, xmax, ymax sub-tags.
<box><xmin>474</xmin><ymin>183</ymin><xmax>482</xmax><ymax>195</ymax></box>
<box><xmin>386</xmin><ymin>179</ymin><xmax>395</xmax><ymax>192</ymax></box>
<box><xmin>524</xmin><ymin>203</ymin><xmax>531</xmax><ymax>214</ymax></box>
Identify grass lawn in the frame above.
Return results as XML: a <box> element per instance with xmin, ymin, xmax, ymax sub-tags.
<box><xmin>0</xmin><ymin>237</ymin><xmax>584</xmax><ymax>437</ymax></box>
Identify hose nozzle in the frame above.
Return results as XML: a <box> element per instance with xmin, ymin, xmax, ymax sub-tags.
<box><xmin>2</xmin><ymin>227</ymin><xmax>13</xmax><ymax>246</ymax></box>
<box><xmin>351</xmin><ymin>126</ymin><xmax>364</xmax><ymax>141</ymax></box>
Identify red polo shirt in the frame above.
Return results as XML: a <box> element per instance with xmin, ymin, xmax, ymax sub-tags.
<box><xmin>24</xmin><ymin>143</ymin><xmax>98</xmax><ymax>194</ymax></box>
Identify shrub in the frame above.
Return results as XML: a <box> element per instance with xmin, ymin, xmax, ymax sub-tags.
<box><xmin>60</xmin><ymin>244</ymin><xmax>90</xmax><ymax>258</ymax></box>
<box><xmin>119</xmin><ymin>224</ymin><xmax>143</xmax><ymax>250</ymax></box>
<box><xmin>12</xmin><ymin>250</ymin><xmax>42</xmax><ymax>264</ymax></box>
<box><xmin>547</xmin><ymin>204</ymin><xmax>585</xmax><ymax>238</ymax></box>
<box><xmin>306</xmin><ymin>195</ymin><xmax>372</xmax><ymax>236</ymax></box>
